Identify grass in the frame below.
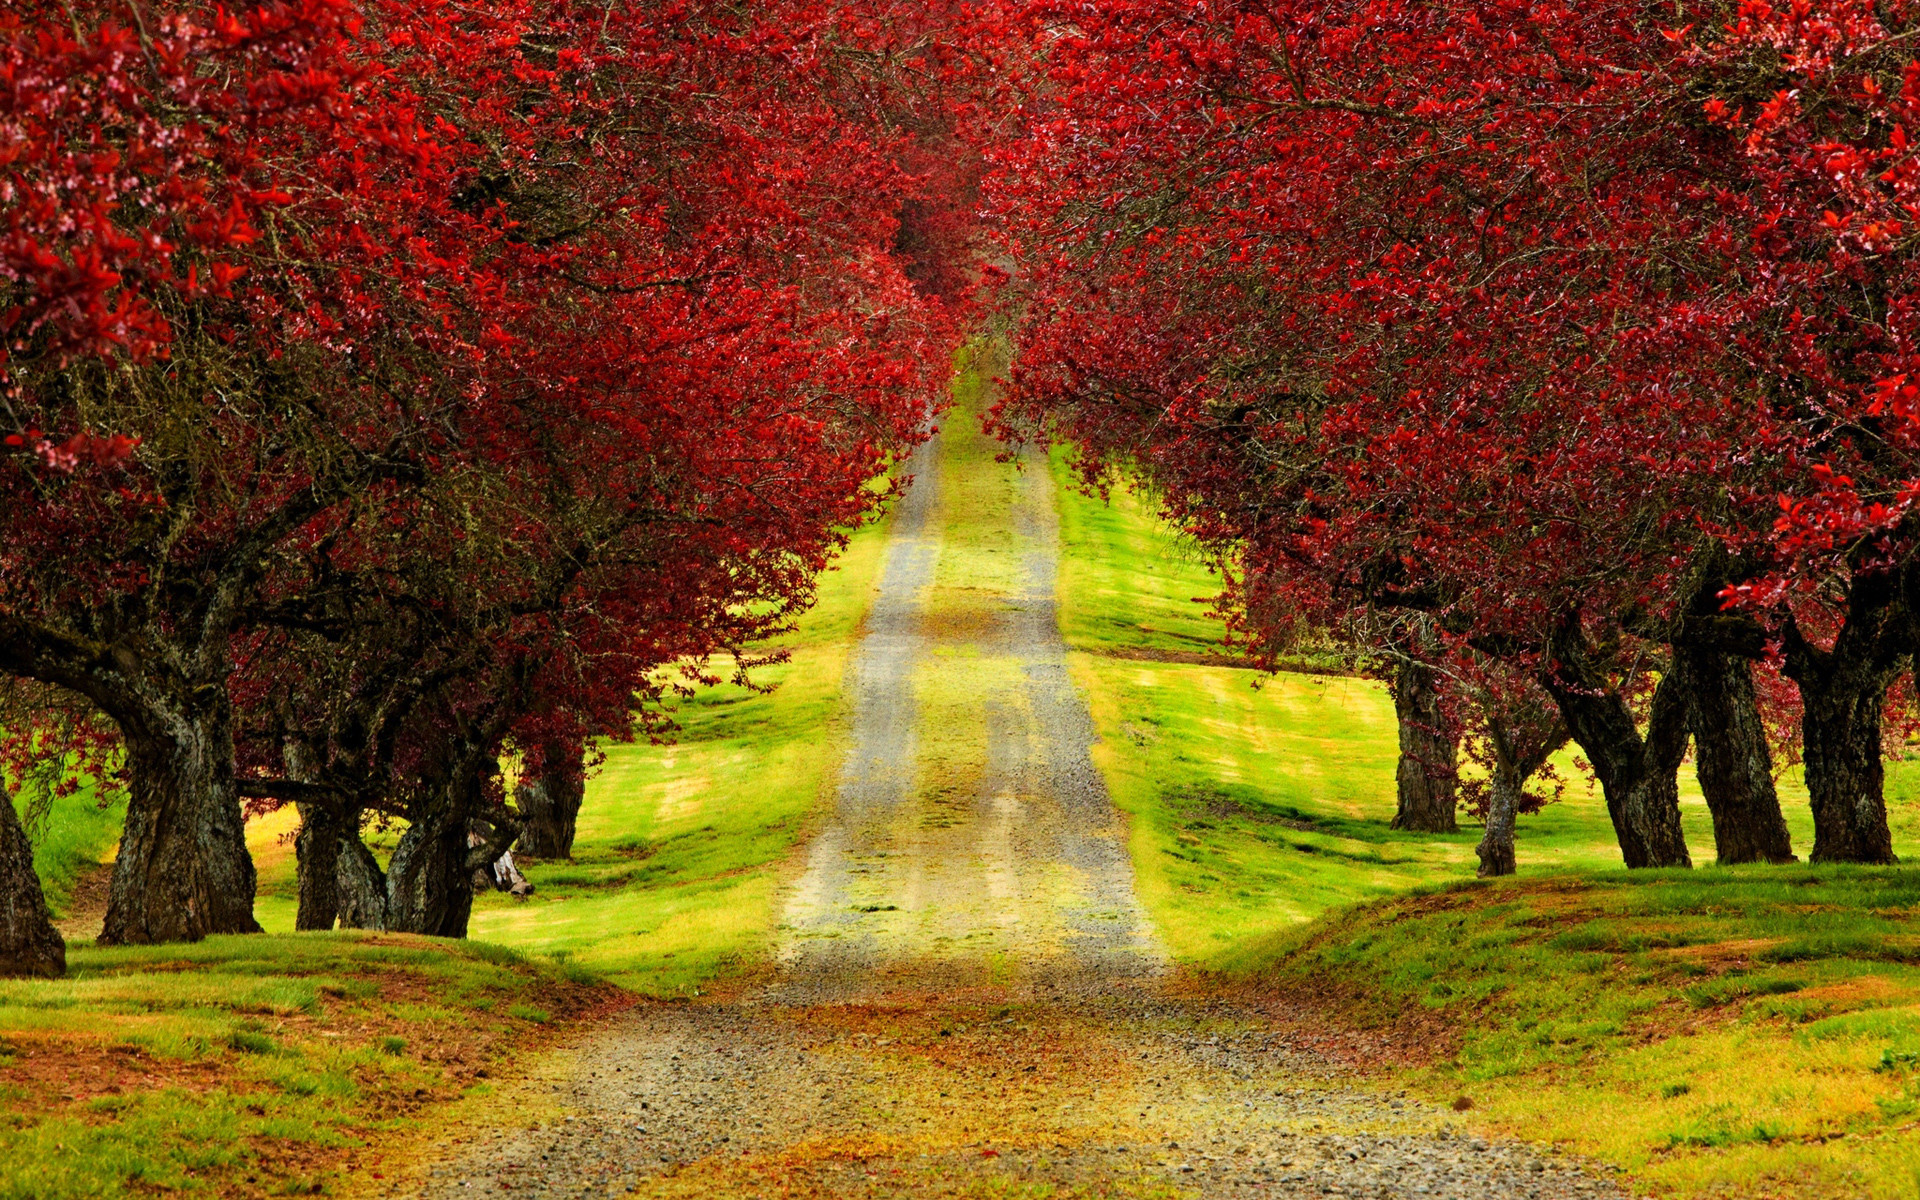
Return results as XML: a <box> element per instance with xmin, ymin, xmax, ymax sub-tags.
<box><xmin>0</xmin><ymin>931</ymin><xmax>610</xmax><ymax>1199</ymax></box>
<box><xmin>1241</xmin><ymin>871</ymin><xmax>1920</xmax><ymax>1198</ymax></box>
<box><xmin>1048</xmin><ymin>446</ymin><xmax>1230</xmax><ymax>661</ymax></box>
<box><xmin>5</xmin><ymin>773</ymin><xmax>124</xmax><ymax>921</ymax></box>
<box><xmin>247</xmin><ymin>498</ymin><xmax>895</xmax><ymax>997</ymax></box>
<box><xmin>1050</xmin><ymin>447</ymin><xmax>1920</xmax><ymax>1196</ymax></box>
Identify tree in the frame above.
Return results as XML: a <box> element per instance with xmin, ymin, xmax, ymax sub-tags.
<box><xmin>0</xmin><ymin>681</ymin><xmax>100</xmax><ymax>976</ymax></box>
<box><xmin>984</xmin><ymin>0</ymin><xmax>1908</xmax><ymax>870</ymax></box>
<box><xmin>1</xmin><ymin>0</ymin><xmax>379</xmax><ymax>941</ymax></box>
<box><xmin>1389</xmin><ymin>656</ymin><xmax>1460</xmax><ymax>834</ymax></box>
<box><xmin>217</xmin><ymin>0</ymin><xmax>965</xmax><ymax>937</ymax></box>
<box><xmin>3</xmin><ymin>0</ymin><xmax>962</xmax><ymax>943</ymax></box>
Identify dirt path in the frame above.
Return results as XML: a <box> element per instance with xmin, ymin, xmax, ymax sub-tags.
<box><xmin>391</xmin><ymin>438</ymin><xmax>1628</xmax><ymax>1200</ymax></box>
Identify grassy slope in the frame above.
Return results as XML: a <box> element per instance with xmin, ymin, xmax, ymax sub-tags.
<box><xmin>0</xmin><ymin>933</ymin><xmax>610</xmax><ymax>1199</ymax></box>
<box><xmin>462</xmin><ymin>509</ymin><xmax>889</xmax><ymax>995</ymax></box>
<box><xmin>247</xmin><ymin>505</ymin><xmax>892</xmax><ymax>996</ymax></box>
<box><xmin>1052</xmin><ymin>463</ymin><xmax>1920</xmax><ymax>1196</ymax></box>
<box><xmin>1252</xmin><ymin>871</ymin><xmax>1920</xmax><ymax>1199</ymax></box>
<box><xmin>3</xmin><ymin>447</ymin><xmax>893</xmax><ymax>1196</ymax></box>
<box><xmin>11</xmin><ymin>780</ymin><xmax>123</xmax><ymax>920</ymax></box>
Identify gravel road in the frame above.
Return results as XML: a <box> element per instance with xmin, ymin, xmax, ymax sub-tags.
<box><xmin>391</xmin><ymin>437</ymin><xmax>1631</xmax><ymax>1200</ymax></box>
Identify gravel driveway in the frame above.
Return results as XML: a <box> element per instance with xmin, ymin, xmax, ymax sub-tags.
<box><xmin>390</xmin><ymin>437</ymin><xmax>1631</xmax><ymax>1200</ymax></box>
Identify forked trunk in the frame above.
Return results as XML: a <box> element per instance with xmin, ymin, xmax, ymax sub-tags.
<box><xmin>385</xmin><ymin>805</ymin><xmax>475</xmax><ymax>937</ymax></box>
<box><xmin>1391</xmin><ymin>660</ymin><xmax>1458</xmax><ymax>833</ymax></box>
<box><xmin>1781</xmin><ymin>574</ymin><xmax>1908</xmax><ymax>865</ymax></box>
<box><xmin>515</xmin><ymin>773</ymin><xmax>584</xmax><ymax>859</ymax></box>
<box><xmin>335</xmin><ymin>828</ymin><xmax>389</xmax><ymax>931</ymax></box>
<box><xmin>1543</xmin><ymin>637</ymin><xmax>1691</xmax><ymax>870</ymax></box>
<box><xmin>0</xmin><ymin>787</ymin><xmax>64</xmax><ymax>977</ymax></box>
<box><xmin>1675</xmin><ymin>644</ymin><xmax>1794</xmax><ymax>864</ymax></box>
<box><xmin>1618</xmin><ymin>767</ymin><xmax>1690</xmax><ymax>869</ymax></box>
<box><xmin>101</xmin><ymin>704</ymin><xmax>260</xmax><ymax>945</ymax></box>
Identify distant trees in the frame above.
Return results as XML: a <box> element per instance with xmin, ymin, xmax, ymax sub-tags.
<box><xmin>987</xmin><ymin>0</ymin><xmax>1920</xmax><ymax>873</ymax></box>
<box><xmin>0</xmin><ymin>0</ymin><xmax>974</xmax><ymax>960</ymax></box>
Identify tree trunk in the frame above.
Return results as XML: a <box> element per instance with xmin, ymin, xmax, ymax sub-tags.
<box><xmin>1800</xmin><ymin>669</ymin><xmax>1898</xmax><ymax>863</ymax></box>
<box><xmin>383</xmin><ymin>761</ymin><xmax>492</xmax><ymax>937</ymax></box>
<box><xmin>1476</xmin><ymin>753</ymin><xmax>1521</xmax><ymax>877</ymax></box>
<box><xmin>1543</xmin><ymin>631</ymin><xmax>1692</xmax><ymax>869</ymax></box>
<box><xmin>1675</xmin><ymin>643</ymin><xmax>1795</xmax><ymax>864</ymax></box>
<box><xmin>1782</xmin><ymin>574</ymin><xmax>1909</xmax><ymax>865</ymax></box>
<box><xmin>1391</xmin><ymin>660</ymin><xmax>1458</xmax><ymax>833</ymax></box>
<box><xmin>515</xmin><ymin>775</ymin><xmax>583</xmax><ymax>859</ymax></box>
<box><xmin>1618</xmin><ymin>761</ymin><xmax>1690</xmax><ymax>870</ymax></box>
<box><xmin>0</xmin><ymin>787</ymin><xmax>64</xmax><ymax>978</ymax></box>
<box><xmin>294</xmin><ymin>803</ymin><xmax>343</xmax><ymax>931</ymax></box>
<box><xmin>384</xmin><ymin>806</ymin><xmax>474</xmax><ymax>937</ymax></box>
<box><xmin>101</xmin><ymin>702</ymin><xmax>261</xmax><ymax>945</ymax></box>
<box><xmin>334</xmin><ymin>826</ymin><xmax>389</xmax><ymax>931</ymax></box>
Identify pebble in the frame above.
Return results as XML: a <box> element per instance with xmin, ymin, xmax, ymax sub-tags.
<box><xmin>384</xmin><ymin>986</ymin><xmax>1628</xmax><ymax>1200</ymax></box>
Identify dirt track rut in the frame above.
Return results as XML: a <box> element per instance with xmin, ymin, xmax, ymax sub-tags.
<box><xmin>394</xmin><ymin>436</ymin><xmax>1628</xmax><ymax>1200</ymax></box>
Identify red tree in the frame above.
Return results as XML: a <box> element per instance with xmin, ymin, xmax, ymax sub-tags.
<box><xmin>1</xmin><ymin>0</ymin><xmax>964</xmax><ymax>944</ymax></box>
<box><xmin>984</xmin><ymin>0</ymin><xmax>1836</xmax><ymax>868</ymax></box>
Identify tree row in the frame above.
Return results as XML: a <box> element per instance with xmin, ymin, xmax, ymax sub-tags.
<box><xmin>986</xmin><ymin>0</ymin><xmax>1920</xmax><ymax>875</ymax></box>
<box><xmin>0</xmin><ymin>0</ymin><xmax>980</xmax><ymax>974</ymax></box>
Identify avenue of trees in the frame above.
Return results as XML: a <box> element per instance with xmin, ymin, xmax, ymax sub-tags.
<box><xmin>8</xmin><ymin>0</ymin><xmax>1920</xmax><ymax>974</ymax></box>
<box><xmin>0</xmin><ymin>0</ymin><xmax>977</xmax><ymax>971</ymax></box>
<box><xmin>987</xmin><ymin>0</ymin><xmax>1920</xmax><ymax>878</ymax></box>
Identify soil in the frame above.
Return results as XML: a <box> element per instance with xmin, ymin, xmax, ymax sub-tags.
<box><xmin>53</xmin><ymin>860</ymin><xmax>111</xmax><ymax>943</ymax></box>
<box><xmin>379</xmin><ymin>439</ymin><xmax>1631</xmax><ymax>1200</ymax></box>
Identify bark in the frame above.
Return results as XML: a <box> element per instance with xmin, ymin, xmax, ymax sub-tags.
<box><xmin>1801</xmin><ymin>680</ymin><xmax>1897</xmax><ymax>863</ymax></box>
<box><xmin>1390</xmin><ymin>660</ymin><xmax>1458</xmax><ymax>833</ymax></box>
<box><xmin>1674</xmin><ymin>643</ymin><xmax>1795</xmax><ymax>864</ymax></box>
<box><xmin>101</xmin><ymin>701</ymin><xmax>261</xmax><ymax>945</ymax></box>
<box><xmin>294</xmin><ymin>804</ymin><xmax>343</xmax><ymax>931</ymax></box>
<box><xmin>334</xmin><ymin>827</ymin><xmax>389</xmax><ymax>931</ymax></box>
<box><xmin>0</xmin><ymin>787</ymin><xmax>64</xmax><ymax>978</ymax></box>
<box><xmin>384</xmin><ymin>799</ymin><xmax>476</xmax><ymax>937</ymax></box>
<box><xmin>1782</xmin><ymin>575</ymin><xmax>1910</xmax><ymax>865</ymax></box>
<box><xmin>1473</xmin><ymin>712</ymin><xmax>1565</xmax><ymax>879</ymax></box>
<box><xmin>382</xmin><ymin>756</ymin><xmax>516</xmax><ymax>938</ymax></box>
<box><xmin>286</xmin><ymin>740</ymin><xmax>344</xmax><ymax>931</ymax></box>
<box><xmin>1542</xmin><ymin>621</ymin><xmax>1691</xmax><ymax>869</ymax></box>
<box><xmin>515</xmin><ymin>768</ymin><xmax>584</xmax><ymax>859</ymax></box>
<box><xmin>1476</xmin><ymin>755</ymin><xmax>1521</xmax><ymax>878</ymax></box>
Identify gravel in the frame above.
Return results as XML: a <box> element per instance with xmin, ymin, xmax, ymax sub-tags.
<box><xmin>384</xmin><ymin>437</ymin><xmax>1632</xmax><ymax>1199</ymax></box>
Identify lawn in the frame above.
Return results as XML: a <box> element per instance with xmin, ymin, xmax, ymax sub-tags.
<box><xmin>1050</xmin><ymin>450</ymin><xmax>1920</xmax><ymax>1197</ymax></box>
<box><xmin>0</xmin><ymin>932</ymin><xmax>609</xmax><ymax>1199</ymax></box>
<box><xmin>242</xmin><ymin>494</ymin><xmax>895</xmax><ymax>996</ymax></box>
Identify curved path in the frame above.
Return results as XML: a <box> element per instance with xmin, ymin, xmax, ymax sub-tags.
<box><xmin>396</xmin><ymin>434</ymin><xmax>1626</xmax><ymax>1200</ymax></box>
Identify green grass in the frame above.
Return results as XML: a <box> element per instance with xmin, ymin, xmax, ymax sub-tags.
<box><xmin>1048</xmin><ymin>446</ymin><xmax>1230</xmax><ymax>660</ymax></box>
<box><xmin>246</xmin><ymin>504</ymin><xmax>894</xmax><ymax>997</ymax></box>
<box><xmin>1050</xmin><ymin>449</ymin><xmax>1920</xmax><ymax>1196</ymax></box>
<box><xmin>470</xmin><ymin>508</ymin><xmax>892</xmax><ymax>994</ymax></box>
<box><xmin>4</xmin><ymin>773</ymin><xmax>122</xmax><ymax>921</ymax></box>
<box><xmin>1050</xmin><ymin>452</ymin><xmax>1920</xmax><ymax>961</ymax></box>
<box><xmin>0</xmin><ymin>931</ymin><xmax>606</xmax><ymax>1199</ymax></box>
<box><xmin>1243</xmin><ymin>872</ymin><xmax>1920</xmax><ymax>1198</ymax></box>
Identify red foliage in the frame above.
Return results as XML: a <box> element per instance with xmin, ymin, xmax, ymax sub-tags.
<box><xmin>0</xmin><ymin>0</ymin><xmax>980</xmax><ymax>938</ymax></box>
